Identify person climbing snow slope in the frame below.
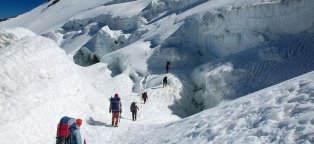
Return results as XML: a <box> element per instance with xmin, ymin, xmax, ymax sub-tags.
<box><xmin>142</xmin><ymin>92</ymin><xmax>148</xmax><ymax>104</ymax></box>
<box><xmin>163</xmin><ymin>76</ymin><xmax>168</xmax><ymax>88</ymax></box>
<box><xmin>165</xmin><ymin>60</ymin><xmax>171</xmax><ymax>73</ymax></box>
<box><xmin>109</xmin><ymin>93</ymin><xmax>122</xmax><ymax>127</ymax></box>
<box><xmin>130</xmin><ymin>102</ymin><xmax>139</xmax><ymax>121</ymax></box>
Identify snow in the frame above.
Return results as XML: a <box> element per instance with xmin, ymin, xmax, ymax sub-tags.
<box><xmin>191</xmin><ymin>32</ymin><xmax>314</xmax><ymax>109</ymax></box>
<box><xmin>0</xmin><ymin>0</ymin><xmax>113</xmax><ymax>34</ymax></box>
<box><xmin>120</xmin><ymin>71</ymin><xmax>314</xmax><ymax>144</ymax></box>
<box><xmin>70</xmin><ymin>0</ymin><xmax>151</xmax><ymax>19</ymax></box>
<box><xmin>0</xmin><ymin>27</ymin><xmax>36</xmax><ymax>48</ymax></box>
<box><xmin>0</xmin><ymin>33</ymin><xmax>91</xmax><ymax>143</ymax></box>
<box><xmin>0</xmin><ymin>0</ymin><xmax>313</xmax><ymax>143</ymax></box>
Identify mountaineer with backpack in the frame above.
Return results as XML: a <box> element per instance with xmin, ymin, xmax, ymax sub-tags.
<box><xmin>109</xmin><ymin>93</ymin><xmax>122</xmax><ymax>127</ymax></box>
<box><xmin>56</xmin><ymin>116</ymin><xmax>86</xmax><ymax>144</ymax></box>
<box><xmin>130</xmin><ymin>102</ymin><xmax>139</xmax><ymax>121</ymax></box>
<box><xmin>163</xmin><ymin>76</ymin><xmax>168</xmax><ymax>88</ymax></box>
<box><xmin>142</xmin><ymin>92</ymin><xmax>148</xmax><ymax>104</ymax></box>
<box><xmin>166</xmin><ymin>60</ymin><xmax>171</xmax><ymax>73</ymax></box>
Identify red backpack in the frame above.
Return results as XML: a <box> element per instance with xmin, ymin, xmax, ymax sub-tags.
<box><xmin>56</xmin><ymin>116</ymin><xmax>75</xmax><ymax>144</ymax></box>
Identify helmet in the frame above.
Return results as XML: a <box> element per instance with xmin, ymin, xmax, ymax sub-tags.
<box><xmin>76</xmin><ymin>118</ymin><xmax>82</xmax><ymax>127</ymax></box>
<box><xmin>114</xmin><ymin>93</ymin><xmax>119</xmax><ymax>98</ymax></box>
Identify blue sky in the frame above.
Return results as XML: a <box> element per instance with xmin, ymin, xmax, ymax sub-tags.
<box><xmin>0</xmin><ymin>0</ymin><xmax>47</xmax><ymax>19</ymax></box>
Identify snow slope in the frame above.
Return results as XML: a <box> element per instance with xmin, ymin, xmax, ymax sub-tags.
<box><xmin>0</xmin><ymin>0</ymin><xmax>113</xmax><ymax>34</ymax></box>
<box><xmin>0</xmin><ymin>27</ymin><xmax>36</xmax><ymax>48</ymax></box>
<box><xmin>0</xmin><ymin>0</ymin><xmax>314</xmax><ymax>143</ymax></box>
<box><xmin>0</xmin><ymin>32</ymin><xmax>92</xmax><ymax>143</ymax></box>
<box><xmin>120</xmin><ymin>71</ymin><xmax>314</xmax><ymax>144</ymax></box>
<box><xmin>0</xmin><ymin>29</ymin><xmax>186</xmax><ymax>143</ymax></box>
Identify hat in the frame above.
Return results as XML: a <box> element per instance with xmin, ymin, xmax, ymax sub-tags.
<box><xmin>114</xmin><ymin>93</ymin><xmax>119</xmax><ymax>98</ymax></box>
<box><xmin>76</xmin><ymin>118</ymin><xmax>82</xmax><ymax>127</ymax></box>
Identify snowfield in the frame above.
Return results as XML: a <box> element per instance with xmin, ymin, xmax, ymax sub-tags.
<box><xmin>0</xmin><ymin>0</ymin><xmax>314</xmax><ymax>143</ymax></box>
<box><xmin>118</xmin><ymin>71</ymin><xmax>314</xmax><ymax>144</ymax></box>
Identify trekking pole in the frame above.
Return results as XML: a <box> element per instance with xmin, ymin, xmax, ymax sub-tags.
<box><xmin>119</xmin><ymin>112</ymin><xmax>121</xmax><ymax>122</ymax></box>
<box><xmin>138</xmin><ymin>108</ymin><xmax>141</xmax><ymax>120</ymax></box>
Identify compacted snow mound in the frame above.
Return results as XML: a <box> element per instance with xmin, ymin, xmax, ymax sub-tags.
<box><xmin>0</xmin><ymin>0</ymin><xmax>314</xmax><ymax>143</ymax></box>
<box><xmin>0</xmin><ymin>30</ymin><xmax>89</xmax><ymax>143</ymax></box>
<box><xmin>0</xmin><ymin>27</ymin><xmax>36</xmax><ymax>48</ymax></box>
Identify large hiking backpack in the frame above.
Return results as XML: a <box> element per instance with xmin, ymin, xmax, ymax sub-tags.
<box><xmin>142</xmin><ymin>92</ymin><xmax>147</xmax><ymax>99</ymax></box>
<box><xmin>130</xmin><ymin>102</ymin><xmax>137</xmax><ymax>111</ymax></box>
<box><xmin>56</xmin><ymin>116</ymin><xmax>75</xmax><ymax>144</ymax></box>
<box><xmin>110</xmin><ymin>97</ymin><xmax>120</xmax><ymax>111</ymax></box>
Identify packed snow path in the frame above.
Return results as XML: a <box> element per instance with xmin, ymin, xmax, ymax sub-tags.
<box><xmin>0</xmin><ymin>0</ymin><xmax>314</xmax><ymax>143</ymax></box>
<box><xmin>83</xmin><ymin>71</ymin><xmax>187</xmax><ymax>143</ymax></box>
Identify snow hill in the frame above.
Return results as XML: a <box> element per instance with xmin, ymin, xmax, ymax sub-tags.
<box><xmin>0</xmin><ymin>0</ymin><xmax>314</xmax><ymax>143</ymax></box>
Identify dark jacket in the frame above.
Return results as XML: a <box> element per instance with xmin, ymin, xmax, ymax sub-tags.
<box><xmin>163</xmin><ymin>77</ymin><xmax>167</xmax><ymax>83</ymax></box>
<box><xmin>130</xmin><ymin>103</ymin><xmax>139</xmax><ymax>112</ymax></box>
<box><xmin>142</xmin><ymin>92</ymin><xmax>148</xmax><ymax>99</ymax></box>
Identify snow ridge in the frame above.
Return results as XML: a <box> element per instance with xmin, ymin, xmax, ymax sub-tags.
<box><xmin>0</xmin><ymin>0</ymin><xmax>313</xmax><ymax>143</ymax></box>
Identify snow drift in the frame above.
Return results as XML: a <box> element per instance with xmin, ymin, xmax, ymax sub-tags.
<box><xmin>0</xmin><ymin>29</ymin><xmax>90</xmax><ymax>143</ymax></box>
<box><xmin>0</xmin><ymin>27</ymin><xmax>36</xmax><ymax>48</ymax></box>
<box><xmin>0</xmin><ymin>0</ymin><xmax>314</xmax><ymax>143</ymax></box>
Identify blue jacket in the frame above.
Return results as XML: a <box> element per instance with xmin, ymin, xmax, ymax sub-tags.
<box><xmin>59</xmin><ymin>116</ymin><xmax>83</xmax><ymax>144</ymax></box>
<box><xmin>70</xmin><ymin>124</ymin><xmax>82</xmax><ymax>144</ymax></box>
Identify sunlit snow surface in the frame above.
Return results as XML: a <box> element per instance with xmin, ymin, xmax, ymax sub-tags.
<box><xmin>0</xmin><ymin>0</ymin><xmax>314</xmax><ymax>143</ymax></box>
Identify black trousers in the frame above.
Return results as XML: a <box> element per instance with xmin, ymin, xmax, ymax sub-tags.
<box><xmin>163</xmin><ymin>82</ymin><xmax>167</xmax><ymax>87</ymax></box>
<box><xmin>132</xmin><ymin>111</ymin><xmax>137</xmax><ymax>121</ymax></box>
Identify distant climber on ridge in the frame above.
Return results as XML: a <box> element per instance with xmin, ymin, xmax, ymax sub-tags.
<box><xmin>163</xmin><ymin>76</ymin><xmax>168</xmax><ymax>88</ymax></box>
<box><xmin>166</xmin><ymin>60</ymin><xmax>171</xmax><ymax>73</ymax></box>
<box><xmin>142</xmin><ymin>92</ymin><xmax>148</xmax><ymax>104</ymax></box>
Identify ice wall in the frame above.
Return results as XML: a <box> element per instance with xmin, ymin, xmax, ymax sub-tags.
<box><xmin>164</xmin><ymin>0</ymin><xmax>314</xmax><ymax>64</ymax></box>
<box><xmin>191</xmin><ymin>32</ymin><xmax>314</xmax><ymax>109</ymax></box>
<box><xmin>154</xmin><ymin>0</ymin><xmax>314</xmax><ymax>109</ymax></box>
<box><xmin>49</xmin><ymin>13</ymin><xmax>148</xmax><ymax>66</ymax></box>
